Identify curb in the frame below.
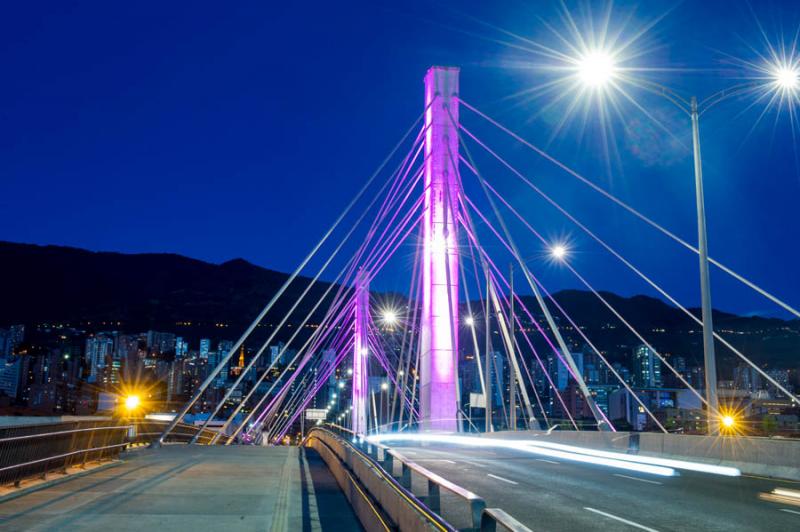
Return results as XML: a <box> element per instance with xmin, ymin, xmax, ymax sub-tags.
<box><xmin>0</xmin><ymin>460</ymin><xmax>123</xmax><ymax>504</ymax></box>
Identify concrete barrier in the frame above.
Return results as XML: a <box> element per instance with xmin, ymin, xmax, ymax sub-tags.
<box><xmin>307</xmin><ymin>428</ymin><xmax>532</xmax><ymax>531</ymax></box>
<box><xmin>305</xmin><ymin>429</ymin><xmax>444</xmax><ymax>531</ymax></box>
<box><xmin>489</xmin><ymin>430</ymin><xmax>800</xmax><ymax>480</ymax></box>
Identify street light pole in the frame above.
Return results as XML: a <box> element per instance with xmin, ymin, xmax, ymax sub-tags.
<box><xmin>484</xmin><ymin>274</ymin><xmax>493</xmax><ymax>433</ymax></box>
<box><xmin>509</xmin><ymin>263</ymin><xmax>517</xmax><ymax>431</ymax></box>
<box><xmin>690</xmin><ymin>96</ymin><xmax>719</xmax><ymax>433</ymax></box>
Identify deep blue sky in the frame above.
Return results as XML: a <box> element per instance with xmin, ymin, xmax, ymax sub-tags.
<box><xmin>2</xmin><ymin>1</ymin><xmax>799</xmax><ymax>317</ymax></box>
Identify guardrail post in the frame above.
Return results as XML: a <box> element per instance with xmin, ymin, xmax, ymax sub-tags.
<box><xmin>383</xmin><ymin>452</ymin><xmax>393</xmax><ymax>474</ymax></box>
<box><xmin>399</xmin><ymin>462</ymin><xmax>412</xmax><ymax>489</ymax></box>
<box><xmin>426</xmin><ymin>479</ymin><xmax>441</xmax><ymax>513</ymax></box>
<box><xmin>472</xmin><ymin>499</ymin><xmax>488</xmax><ymax>532</ymax></box>
<box><xmin>480</xmin><ymin>513</ymin><xmax>497</xmax><ymax>532</ymax></box>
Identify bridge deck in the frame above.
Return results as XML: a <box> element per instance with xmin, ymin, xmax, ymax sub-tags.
<box><xmin>0</xmin><ymin>445</ymin><xmax>361</xmax><ymax>531</ymax></box>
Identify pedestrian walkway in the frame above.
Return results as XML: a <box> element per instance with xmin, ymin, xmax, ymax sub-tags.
<box><xmin>0</xmin><ymin>445</ymin><xmax>362</xmax><ymax>531</ymax></box>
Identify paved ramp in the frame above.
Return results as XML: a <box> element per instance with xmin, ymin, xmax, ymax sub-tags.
<box><xmin>0</xmin><ymin>445</ymin><xmax>362</xmax><ymax>531</ymax></box>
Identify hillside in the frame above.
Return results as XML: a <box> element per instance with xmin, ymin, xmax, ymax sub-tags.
<box><xmin>1</xmin><ymin>241</ymin><xmax>797</xmax><ymax>371</ymax></box>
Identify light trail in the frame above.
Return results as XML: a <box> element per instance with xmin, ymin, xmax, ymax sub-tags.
<box><xmin>367</xmin><ymin>434</ymin><xmax>676</xmax><ymax>477</ymax></box>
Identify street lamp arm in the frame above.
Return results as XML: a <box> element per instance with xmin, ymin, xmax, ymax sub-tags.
<box><xmin>697</xmin><ymin>81</ymin><xmax>760</xmax><ymax>116</ymax></box>
<box><xmin>634</xmin><ymin>78</ymin><xmax>692</xmax><ymax>115</ymax></box>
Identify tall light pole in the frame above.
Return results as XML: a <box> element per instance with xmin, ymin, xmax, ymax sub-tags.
<box><xmin>509</xmin><ymin>263</ymin><xmax>516</xmax><ymax>431</ymax></box>
<box><xmin>690</xmin><ymin>96</ymin><xmax>718</xmax><ymax>432</ymax></box>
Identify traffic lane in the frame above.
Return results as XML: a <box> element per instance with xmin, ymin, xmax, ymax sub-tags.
<box><xmin>393</xmin><ymin>444</ymin><xmax>800</xmax><ymax>531</ymax></box>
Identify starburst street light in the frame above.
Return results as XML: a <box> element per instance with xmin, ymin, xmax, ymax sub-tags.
<box><xmin>772</xmin><ymin>64</ymin><xmax>799</xmax><ymax>91</ymax></box>
<box><xmin>381</xmin><ymin>309</ymin><xmax>399</xmax><ymax>326</ymax></box>
<box><xmin>464</xmin><ymin>315</ymin><xmax>475</xmax><ymax>327</ymax></box>
<box><xmin>576</xmin><ymin>50</ymin><xmax>617</xmax><ymax>88</ymax></box>
<box><xmin>550</xmin><ymin>244</ymin><xmax>568</xmax><ymax>261</ymax></box>
<box><xmin>124</xmin><ymin>395</ymin><xmax>141</xmax><ymax>411</ymax></box>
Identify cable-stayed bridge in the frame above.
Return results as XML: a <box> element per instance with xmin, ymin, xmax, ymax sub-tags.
<box><xmin>2</xmin><ymin>66</ymin><xmax>800</xmax><ymax>531</ymax></box>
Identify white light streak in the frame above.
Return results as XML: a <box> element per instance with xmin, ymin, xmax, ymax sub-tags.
<box><xmin>508</xmin><ymin>438</ymin><xmax>740</xmax><ymax>477</ymax></box>
<box><xmin>367</xmin><ymin>434</ymin><xmax>676</xmax><ymax>477</ymax></box>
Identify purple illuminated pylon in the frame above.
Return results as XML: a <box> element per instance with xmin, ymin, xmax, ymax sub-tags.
<box><xmin>352</xmin><ymin>269</ymin><xmax>370</xmax><ymax>435</ymax></box>
<box><xmin>420</xmin><ymin>66</ymin><xmax>460</xmax><ymax>432</ymax></box>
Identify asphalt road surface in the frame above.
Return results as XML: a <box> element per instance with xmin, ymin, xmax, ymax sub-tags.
<box><xmin>392</xmin><ymin>443</ymin><xmax>800</xmax><ymax>531</ymax></box>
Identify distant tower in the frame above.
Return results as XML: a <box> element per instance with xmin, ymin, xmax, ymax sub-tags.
<box><xmin>419</xmin><ymin>66</ymin><xmax>460</xmax><ymax>432</ymax></box>
<box><xmin>352</xmin><ymin>270</ymin><xmax>370</xmax><ymax>435</ymax></box>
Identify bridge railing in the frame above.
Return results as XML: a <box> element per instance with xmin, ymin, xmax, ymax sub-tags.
<box><xmin>130</xmin><ymin>420</ymin><xmax>217</xmax><ymax>445</ymax></box>
<box><xmin>309</xmin><ymin>425</ymin><xmax>531</xmax><ymax>532</ymax></box>
<box><xmin>0</xmin><ymin>420</ymin><xmax>129</xmax><ymax>488</ymax></box>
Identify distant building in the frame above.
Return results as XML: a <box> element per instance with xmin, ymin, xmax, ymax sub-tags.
<box><xmin>0</xmin><ymin>325</ymin><xmax>25</xmax><ymax>357</ymax></box>
<box><xmin>632</xmin><ymin>345</ymin><xmax>662</xmax><ymax>388</ymax></box>
<box><xmin>175</xmin><ymin>337</ymin><xmax>189</xmax><ymax>360</ymax></box>
<box><xmin>765</xmin><ymin>369</ymin><xmax>792</xmax><ymax>398</ymax></box>
<box><xmin>147</xmin><ymin>331</ymin><xmax>176</xmax><ymax>356</ymax></box>
<box><xmin>199</xmin><ymin>339</ymin><xmax>211</xmax><ymax>360</ymax></box>
<box><xmin>0</xmin><ymin>356</ymin><xmax>22</xmax><ymax>398</ymax></box>
<box><xmin>734</xmin><ymin>364</ymin><xmax>762</xmax><ymax>394</ymax></box>
<box><xmin>85</xmin><ymin>334</ymin><xmax>114</xmax><ymax>383</ymax></box>
<box><xmin>270</xmin><ymin>343</ymin><xmax>286</xmax><ymax>366</ymax></box>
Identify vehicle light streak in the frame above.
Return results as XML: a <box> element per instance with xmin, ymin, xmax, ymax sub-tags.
<box><xmin>515</xmin><ymin>439</ymin><xmax>741</xmax><ymax>477</ymax></box>
<box><xmin>367</xmin><ymin>434</ymin><xmax>676</xmax><ymax>477</ymax></box>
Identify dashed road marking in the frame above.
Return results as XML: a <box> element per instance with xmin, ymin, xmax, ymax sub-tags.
<box><xmin>613</xmin><ymin>474</ymin><xmax>663</xmax><ymax>485</ymax></box>
<box><xmin>487</xmin><ymin>473</ymin><xmax>518</xmax><ymax>485</ymax></box>
<box><xmin>535</xmin><ymin>458</ymin><xmax>559</xmax><ymax>465</ymax></box>
<box><xmin>584</xmin><ymin>507</ymin><xmax>659</xmax><ymax>532</ymax></box>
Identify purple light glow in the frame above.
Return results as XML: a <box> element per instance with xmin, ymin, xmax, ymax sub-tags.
<box><xmin>352</xmin><ymin>269</ymin><xmax>370</xmax><ymax>435</ymax></box>
<box><xmin>420</xmin><ymin>66</ymin><xmax>460</xmax><ymax>431</ymax></box>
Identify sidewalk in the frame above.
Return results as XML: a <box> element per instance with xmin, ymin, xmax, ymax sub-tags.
<box><xmin>0</xmin><ymin>445</ymin><xmax>362</xmax><ymax>531</ymax></box>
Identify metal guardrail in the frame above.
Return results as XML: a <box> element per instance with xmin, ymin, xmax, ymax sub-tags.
<box><xmin>131</xmin><ymin>420</ymin><xmax>217</xmax><ymax>445</ymax></box>
<box><xmin>309</xmin><ymin>426</ymin><xmax>531</xmax><ymax>531</ymax></box>
<box><xmin>0</xmin><ymin>421</ymin><xmax>129</xmax><ymax>487</ymax></box>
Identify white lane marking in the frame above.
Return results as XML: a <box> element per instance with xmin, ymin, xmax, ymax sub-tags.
<box><xmin>536</xmin><ymin>458</ymin><xmax>559</xmax><ymax>465</ymax></box>
<box><xmin>614</xmin><ymin>473</ymin><xmax>663</xmax><ymax>485</ymax></box>
<box><xmin>463</xmin><ymin>460</ymin><xmax>486</xmax><ymax>468</ymax></box>
<box><xmin>487</xmin><ymin>473</ymin><xmax>519</xmax><ymax>485</ymax></box>
<box><xmin>417</xmin><ymin>459</ymin><xmax>456</xmax><ymax>464</ymax></box>
<box><xmin>402</xmin><ymin>451</ymin><xmax>417</xmax><ymax>455</ymax></box>
<box><xmin>584</xmin><ymin>507</ymin><xmax>660</xmax><ymax>532</ymax></box>
<box><xmin>780</xmin><ymin>508</ymin><xmax>800</xmax><ymax>516</ymax></box>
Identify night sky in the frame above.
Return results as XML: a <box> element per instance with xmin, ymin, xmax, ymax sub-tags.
<box><xmin>2</xmin><ymin>1</ymin><xmax>799</xmax><ymax>317</ymax></box>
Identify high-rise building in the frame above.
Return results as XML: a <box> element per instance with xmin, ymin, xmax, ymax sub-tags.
<box><xmin>199</xmin><ymin>339</ymin><xmax>211</xmax><ymax>360</ymax></box>
<box><xmin>175</xmin><ymin>337</ymin><xmax>189</xmax><ymax>360</ymax></box>
<box><xmin>765</xmin><ymin>369</ymin><xmax>791</xmax><ymax>398</ymax></box>
<box><xmin>85</xmin><ymin>335</ymin><xmax>114</xmax><ymax>383</ymax></box>
<box><xmin>146</xmin><ymin>331</ymin><xmax>176</xmax><ymax>356</ymax></box>
<box><xmin>0</xmin><ymin>357</ymin><xmax>22</xmax><ymax>398</ymax></box>
<box><xmin>547</xmin><ymin>353</ymin><xmax>569</xmax><ymax>391</ymax></box>
<box><xmin>270</xmin><ymin>343</ymin><xmax>286</xmax><ymax>366</ymax></box>
<box><xmin>632</xmin><ymin>345</ymin><xmax>662</xmax><ymax>388</ymax></box>
<box><xmin>0</xmin><ymin>325</ymin><xmax>25</xmax><ymax>357</ymax></box>
<box><xmin>733</xmin><ymin>364</ymin><xmax>762</xmax><ymax>393</ymax></box>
